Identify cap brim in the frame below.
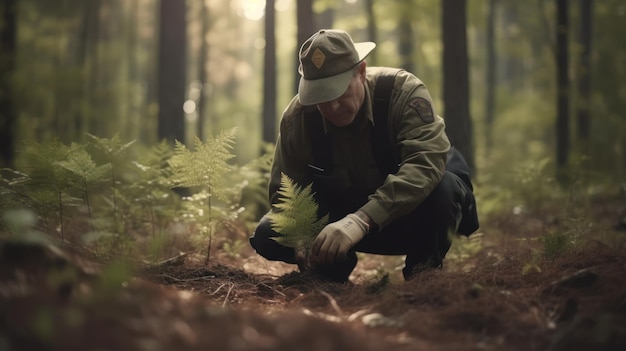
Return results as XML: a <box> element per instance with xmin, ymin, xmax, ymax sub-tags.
<box><xmin>298</xmin><ymin>69</ymin><xmax>353</xmax><ymax>106</ymax></box>
<box><xmin>354</xmin><ymin>42</ymin><xmax>376</xmax><ymax>61</ymax></box>
<box><xmin>298</xmin><ymin>41</ymin><xmax>376</xmax><ymax>106</ymax></box>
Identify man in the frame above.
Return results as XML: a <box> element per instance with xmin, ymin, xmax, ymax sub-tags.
<box><xmin>250</xmin><ymin>29</ymin><xmax>479</xmax><ymax>282</ymax></box>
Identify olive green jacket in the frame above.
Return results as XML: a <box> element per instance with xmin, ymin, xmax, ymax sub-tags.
<box><xmin>269</xmin><ymin>67</ymin><xmax>451</xmax><ymax>230</ymax></box>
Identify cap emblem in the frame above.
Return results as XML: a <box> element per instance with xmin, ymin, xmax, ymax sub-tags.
<box><xmin>311</xmin><ymin>48</ymin><xmax>326</xmax><ymax>69</ymax></box>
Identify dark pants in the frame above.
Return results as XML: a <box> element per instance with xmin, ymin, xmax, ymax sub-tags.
<box><xmin>249</xmin><ymin>149</ymin><xmax>478</xmax><ymax>281</ymax></box>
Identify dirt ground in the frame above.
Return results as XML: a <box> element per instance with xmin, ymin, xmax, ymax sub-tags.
<box><xmin>1</xmin><ymin>195</ymin><xmax>626</xmax><ymax>351</ymax></box>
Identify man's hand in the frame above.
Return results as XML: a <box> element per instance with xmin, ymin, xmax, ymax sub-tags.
<box><xmin>312</xmin><ymin>213</ymin><xmax>369</xmax><ymax>265</ymax></box>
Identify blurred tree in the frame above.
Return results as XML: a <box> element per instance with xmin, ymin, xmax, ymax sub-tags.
<box><xmin>197</xmin><ymin>0</ymin><xmax>209</xmax><ymax>141</ymax></box>
<box><xmin>77</xmin><ymin>0</ymin><xmax>100</xmax><ymax>138</ymax></box>
<box><xmin>396</xmin><ymin>0</ymin><xmax>415</xmax><ymax>73</ymax></box>
<box><xmin>364</xmin><ymin>0</ymin><xmax>377</xmax><ymax>66</ymax></box>
<box><xmin>316</xmin><ymin>1</ymin><xmax>335</xmax><ymax>29</ymax></box>
<box><xmin>576</xmin><ymin>0</ymin><xmax>592</xmax><ymax>144</ymax></box>
<box><xmin>484</xmin><ymin>0</ymin><xmax>497</xmax><ymax>154</ymax></box>
<box><xmin>442</xmin><ymin>0</ymin><xmax>475</xmax><ymax>174</ymax></box>
<box><xmin>593</xmin><ymin>0</ymin><xmax>626</xmax><ymax>177</ymax></box>
<box><xmin>295</xmin><ymin>0</ymin><xmax>314</xmax><ymax>95</ymax></box>
<box><xmin>555</xmin><ymin>0</ymin><xmax>569</xmax><ymax>177</ymax></box>
<box><xmin>157</xmin><ymin>0</ymin><xmax>186</xmax><ymax>144</ymax></box>
<box><xmin>263</xmin><ymin>0</ymin><xmax>277</xmax><ymax>144</ymax></box>
<box><xmin>0</xmin><ymin>0</ymin><xmax>17</xmax><ymax>167</ymax></box>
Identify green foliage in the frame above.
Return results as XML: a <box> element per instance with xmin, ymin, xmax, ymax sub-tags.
<box><xmin>0</xmin><ymin>130</ymin><xmax>257</xmax><ymax>263</ymax></box>
<box><xmin>447</xmin><ymin>232</ymin><xmax>484</xmax><ymax>262</ymax></box>
<box><xmin>221</xmin><ymin>237</ymin><xmax>248</xmax><ymax>259</ymax></box>
<box><xmin>266</xmin><ymin>173</ymin><xmax>329</xmax><ymax>250</ymax></box>
<box><xmin>541</xmin><ymin>231</ymin><xmax>571</xmax><ymax>259</ymax></box>
<box><xmin>168</xmin><ymin>128</ymin><xmax>239</xmax><ymax>263</ymax></box>
<box><xmin>90</xmin><ymin>261</ymin><xmax>132</xmax><ymax>302</ymax></box>
<box><xmin>232</xmin><ymin>142</ymin><xmax>274</xmax><ymax>226</ymax></box>
<box><xmin>169</xmin><ymin>128</ymin><xmax>237</xmax><ymax>193</ymax></box>
<box><xmin>1</xmin><ymin>209</ymin><xmax>51</xmax><ymax>245</ymax></box>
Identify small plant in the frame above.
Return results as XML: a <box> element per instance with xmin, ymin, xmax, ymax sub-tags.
<box><xmin>168</xmin><ymin>128</ymin><xmax>238</xmax><ymax>264</ymax></box>
<box><xmin>87</xmin><ymin>133</ymin><xmax>136</xmax><ymax>234</ymax></box>
<box><xmin>266</xmin><ymin>173</ymin><xmax>329</xmax><ymax>251</ymax></box>
<box><xmin>55</xmin><ymin>143</ymin><xmax>112</xmax><ymax>227</ymax></box>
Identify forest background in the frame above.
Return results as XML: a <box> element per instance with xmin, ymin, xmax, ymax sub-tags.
<box><xmin>2</xmin><ymin>2</ymin><xmax>626</xmax><ymax>350</ymax></box>
<box><xmin>0</xmin><ymin>0</ymin><xmax>625</xmax><ymax>256</ymax></box>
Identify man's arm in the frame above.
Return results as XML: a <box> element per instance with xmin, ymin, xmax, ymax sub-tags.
<box><xmin>360</xmin><ymin>75</ymin><xmax>450</xmax><ymax>230</ymax></box>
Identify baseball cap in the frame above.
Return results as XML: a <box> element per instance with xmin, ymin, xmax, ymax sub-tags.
<box><xmin>298</xmin><ymin>29</ymin><xmax>376</xmax><ymax>106</ymax></box>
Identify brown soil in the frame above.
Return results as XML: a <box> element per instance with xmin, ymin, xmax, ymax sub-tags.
<box><xmin>1</xmin><ymin>197</ymin><xmax>626</xmax><ymax>351</ymax></box>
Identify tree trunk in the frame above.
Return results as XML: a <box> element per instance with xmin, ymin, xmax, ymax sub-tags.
<box><xmin>295</xmin><ymin>0</ymin><xmax>314</xmax><ymax>95</ymax></box>
<box><xmin>577</xmin><ymin>0</ymin><xmax>592</xmax><ymax>143</ymax></box>
<box><xmin>442</xmin><ymin>0</ymin><xmax>475</xmax><ymax>175</ymax></box>
<box><xmin>397</xmin><ymin>1</ymin><xmax>414</xmax><ymax>73</ymax></box>
<box><xmin>262</xmin><ymin>0</ymin><xmax>277</xmax><ymax>144</ymax></box>
<box><xmin>197</xmin><ymin>0</ymin><xmax>209</xmax><ymax>141</ymax></box>
<box><xmin>157</xmin><ymin>0</ymin><xmax>186</xmax><ymax>144</ymax></box>
<box><xmin>556</xmin><ymin>0</ymin><xmax>570</xmax><ymax>177</ymax></box>
<box><xmin>364</xmin><ymin>0</ymin><xmax>377</xmax><ymax>66</ymax></box>
<box><xmin>0</xmin><ymin>0</ymin><xmax>17</xmax><ymax>168</ymax></box>
<box><xmin>316</xmin><ymin>5</ymin><xmax>334</xmax><ymax>30</ymax></box>
<box><xmin>485</xmin><ymin>0</ymin><xmax>497</xmax><ymax>153</ymax></box>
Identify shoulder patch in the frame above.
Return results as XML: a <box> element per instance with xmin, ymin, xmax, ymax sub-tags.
<box><xmin>408</xmin><ymin>97</ymin><xmax>435</xmax><ymax>124</ymax></box>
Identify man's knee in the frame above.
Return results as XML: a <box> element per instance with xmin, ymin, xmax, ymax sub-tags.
<box><xmin>249</xmin><ymin>215</ymin><xmax>296</xmax><ymax>263</ymax></box>
<box><xmin>430</xmin><ymin>171</ymin><xmax>479</xmax><ymax>236</ymax></box>
<box><xmin>425</xmin><ymin>172</ymin><xmax>463</xmax><ymax>216</ymax></box>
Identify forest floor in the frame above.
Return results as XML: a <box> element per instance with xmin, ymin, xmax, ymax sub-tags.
<box><xmin>1</xmin><ymin>193</ymin><xmax>626</xmax><ymax>351</ymax></box>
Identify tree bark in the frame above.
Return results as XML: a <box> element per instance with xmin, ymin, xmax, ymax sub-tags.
<box><xmin>364</xmin><ymin>0</ymin><xmax>377</xmax><ymax>66</ymax></box>
<box><xmin>485</xmin><ymin>0</ymin><xmax>497</xmax><ymax>153</ymax></box>
<box><xmin>262</xmin><ymin>0</ymin><xmax>277</xmax><ymax>144</ymax></box>
<box><xmin>556</xmin><ymin>0</ymin><xmax>570</xmax><ymax>175</ymax></box>
<box><xmin>442</xmin><ymin>0</ymin><xmax>475</xmax><ymax>174</ymax></box>
<box><xmin>157</xmin><ymin>0</ymin><xmax>186</xmax><ymax>144</ymax></box>
<box><xmin>577</xmin><ymin>0</ymin><xmax>592</xmax><ymax>143</ymax></box>
<box><xmin>397</xmin><ymin>1</ymin><xmax>414</xmax><ymax>74</ymax></box>
<box><xmin>295</xmin><ymin>0</ymin><xmax>314</xmax><ymax>95</ymax></box>
<box><xmin>0</xmin><ymin>0</ymin><xmax>17</xmax><ymax>167</ymax></box>
<box><xmin>197</xmin><ymin>0</ymin><xmax>209</xmax><ymax>141</ymax></box>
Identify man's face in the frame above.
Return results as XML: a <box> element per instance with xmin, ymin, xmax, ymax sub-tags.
<box><xmin>316</xmin><ymin>65</ymin><xmax>366</xmax><ymax>127</ymax></box>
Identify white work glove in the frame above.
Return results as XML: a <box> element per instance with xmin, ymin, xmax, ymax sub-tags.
<box><xmin>312</xmin><ymin>213</ymin><xmax>369</xmax><ymax>265</ymax></box>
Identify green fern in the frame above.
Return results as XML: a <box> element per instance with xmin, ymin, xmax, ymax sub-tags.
<box><xmin>87</xmin><ymin>133</ymin><xmax>137</xmax><ymax>234</ymax></box>
<box><xmin>266</xmin><ymin>173</ymin><xmax>329</xmax><ymax>250</ymax></box>
<box><xmin>15</xmin><ymin>140</ymin><xmax>82</xmax><ymax>238</ymax></box>
<box><xmin>169</xmin><ymin>128</ymin><xmax>237</xmax><ymax>195</ymax></box>
<box><xmin>168</xmin><ymin>127</ymin><xmax>238</xmax><ymax>264</ymax></box>
<box><xmin>55</xmin><ymin>143</ymin><xmax>112</xmax><ymax>221</ymax></box>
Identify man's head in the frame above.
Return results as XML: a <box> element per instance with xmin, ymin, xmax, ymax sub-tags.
<box><xmin>297</xmin><ymin>29</ymin><xmax>375</xmax><ymax>108</ymax></box>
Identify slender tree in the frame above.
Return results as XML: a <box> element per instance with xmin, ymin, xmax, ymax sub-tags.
<box><xmin>197</xmin><ymin>0</ymin><xmax>209</xmax><ymax>141</ymax></box>
<box><xmin>555</xmin><ymin>0</ymin><xmax>569</xmax><ymax>176</ymax></box>
<box><xmin>485</xmin><ymin>0</ymin><xmax>497</xmax><ymax>153</ymax></box>
<box><xmin>262</xmin><ymin>0</ymin><xmax>277</xmax><ymax>144</ymax></box>
<box><xmin>316</xmin><ymin>2</ymin><xmax>335</xmax><ymax>30</ymax></box>
<box><xmin>397</xmin><ymin>1</ymin><xmax>414</xmax><ymax>73</ymax></box>
<box><xmin>295</xmin><ymin>0</ymin><xmax>315</xmax><ymax>95</ymax></box>
<box><xmin>0</xmin><ymin>0</ymin><xmax>17</xmax><ymax>167</ymax></box>
<box><xmin>442</xmin><ymin>0</ymin><xmax>475</xmax><ymax>174</ymax></box>
<box><xmin>577</xmin><ymin>0</ymin><xmax>592</xmax><ymax>143</ymax></box>
<box><xmin>157</xmin><ymin>0</ymin><xmax>186</xmax><ymax>144</ymax></box>
<box><xmin>364</xmin><ymin>0</ymin><xmax>377</xmax><ymax>66</ymax></box>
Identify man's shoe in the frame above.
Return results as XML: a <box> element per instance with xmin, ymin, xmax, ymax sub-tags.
<box><xmin>403</xmin><ymin>256</ymin><xmax>443</xmax><ymax>281</ymax></box>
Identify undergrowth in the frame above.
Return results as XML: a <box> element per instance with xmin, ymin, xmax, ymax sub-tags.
<box><xmin>0</xmin><ymin>131</ymin><xmax>271</xmax><ymax>264</ymax></box>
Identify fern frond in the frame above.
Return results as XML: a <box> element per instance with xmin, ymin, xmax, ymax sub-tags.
<box><xmin>55</xmin><ymin>143</ymin><xmax>111</xmax><ymax>187</ymax></box>
<box><xmin>87</xmin><ymin>133</ymin><xmax>136</xmax><ymax>158</ymax></box>
<box><xmin>266</xmin><ymin>173</ymin><xmax>328</xmax><ymax>249</ymax></box>
<box><xmin>169</xmin><ymin>128</ymin><xmax>237</xmax><ymax>196</ymax></box>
